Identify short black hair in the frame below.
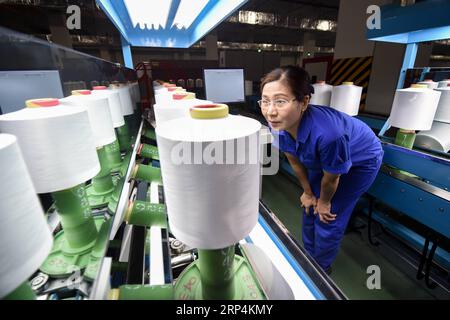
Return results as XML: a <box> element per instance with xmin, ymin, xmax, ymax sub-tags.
<box><xmin>261</xmin><ymin>65</ymin><xmax>314</xmax><ymax>101</ymax></box>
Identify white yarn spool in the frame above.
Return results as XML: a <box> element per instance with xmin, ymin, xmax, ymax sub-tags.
<box><xmin>415</xmin><ymin>121</ymin><xmax>450</xmax><ymax>152</ymax></box>
<box><xmin>60</xmin><ymin>94</ymin><xmax>116</xmax><ymax>147</ymax></box>
<box><xmin>124</xmin><ymin>84</ymin><xmax>137</xmax><ymax>109</ymax></box>
<box><xmin>154</xmin><ymin>99</ymin><xmax>212</xmax><ymax>126</ymax></box>
<box><xmin>156</xmin><ymin>109</ymin><xmax>261</xmax><ymax>249</ymax></box>
<box><xmin>0</xmin><ymin>105</ymin><xmax>100</xmax><ymax>193</ymax></box>
<box><xmin>155</xmin><ymin>91</ymin><xmax>171</xmax><ymax>105</ymax></box>
<box><xmin>417</xmin><ymin>80</ymin><xmax>438</xmax><ymax>89</ymax></box>
<box><xmin>132</xmin><ymin>82</ymin><xmax>141</xmax><ymax>103</ymax></box>
<box><xmin>91</xmin><ymin>88</ymin><xmax>125</xmax><ymax>128</ymax></box>
<box><xmin>111</xmin><ymin>86</ymin><xmax>134</xmax><ymax>116</ymax></box>
<box><xmin>389</xmin><ymin>86</ymin><xmax>441</xmax><ymax>130</ymax></box>
<box><xmin>126</xmin><ymin>84</ymin><xmax>137</xmax><ymax>111</ymax></box>
<box><xmin>434</xmin><ymin>87</ymin><xmax>450</xmax><ymax>123</ymax></box>
<box><xmin>310</xmin><ymin>81</ymin><xmax>333</xmax><ymax>106</ymax></box>
<box><xmin>0</xmin><ymin>134</ymin><xmax>53</xmax><ymax>298</ymax></box>
<box><xmin>438</xmin><ymin>79</ymin><xmax>450</xmax><ymax>88</ymax></box>
<box><xmin>330</xmin><ymin>82</ymin><xmax>362</xmax><ymax>116</ymax></box>
<box><xmin>154</xmin><ymin>87</ymin><xmax>167</xmax><ymax>94</ymax></box>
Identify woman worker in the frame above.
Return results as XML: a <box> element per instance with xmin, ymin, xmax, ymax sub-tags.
<box><xmin>260</xmin><ymin>66</ymin><xmax>383</xmax><ymax>274</ymax></box>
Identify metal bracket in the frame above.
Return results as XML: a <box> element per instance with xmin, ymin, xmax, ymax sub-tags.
<box><xmin>417</xmin><ymin>237</ymin><xmax>438</xmax><ymax>289</ymax></box>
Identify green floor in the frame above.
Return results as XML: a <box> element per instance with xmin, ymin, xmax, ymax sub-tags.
<box><xmin>261</xmin><ymin>172</ymin><xmax>448</xmax><ymax>300</ymax></box>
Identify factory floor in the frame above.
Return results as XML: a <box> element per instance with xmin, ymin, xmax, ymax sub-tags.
<box><xmin>261</xmin><ymin>172</ymin><xmax>448</xmax><ymax>300</ymax></box>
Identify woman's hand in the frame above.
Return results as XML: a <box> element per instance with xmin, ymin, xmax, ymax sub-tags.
<box><xmin>314</xmin><ymin>199</ymin><xmax>336</xmax><ymax>224</ymax></box>
<box><xmin>300</xmin><ymin>192</ymin><xmax>317</xmax><ymax>215</ymax></box>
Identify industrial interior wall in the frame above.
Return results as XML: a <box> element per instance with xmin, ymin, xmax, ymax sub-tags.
<box><xmin>333</xmin><ymin>0</ymin><xmax>394</xmax><ymax>60</ymax></box>
<box><xmin>334</xmin><ymin>0</ymin><xmax>434</xmax><ymax>116</ymax></box>
<box><xmin>334</xmin><ymin>0</ymin><xmax>396</xmax><ymax>115</ymax></box>
<box><xmin>221</xmin><ymin>50</ymin><xmax>282</xmax><ymax>81</ymax></box>
<box><xmin>364</xmin><ymin>42</ymin><xmax>405</xmax><ymax>115</ymax></box>
<box><xmin>364</xmin><ymin>42</ymin><xmax>432</xmax><ymax>115</ymax></box>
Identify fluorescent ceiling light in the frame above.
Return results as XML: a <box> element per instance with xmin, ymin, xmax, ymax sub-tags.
<box><xmin>124</xmin><ymin>0</ymin><xmax>172</xmax><ymax>30</ymax></box>
<box><xmin>316</xmin><ymin>20</ymin><xmax>330</xmax><ymax>31</ymax></box>
<box><xmin>172</xmin><ymin>0</ymin><xmax>210</xmax><ymax>29</ymax></box>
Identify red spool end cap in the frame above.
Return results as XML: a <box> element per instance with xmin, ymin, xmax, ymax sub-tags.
<box><xmin>72</xmin><ymin>90</ymin><xmax>91</xmax><ymax>95</ymax></box>
<box><xmin>173</xmin><ymin>93</ymin><xmax>188</xmax><ymax>100</ymax></box>
<box><xmin>191</xmin><ymin>104</ymin><xmax>219</xmax><ymax>109</ymax></box>
<box><xmin>36</xmin><ymin>98</ymin><xmax>59</xmax><ymax>107</ymax></box>
<box><xmin>26</xmin><ymin>98</ymin><xmax>60</xmax><ymax>108</ymax></box>
<box><xmin>93</xmin><ymin>86</ymin><xmax>107</xmax><ymax>90</ymax></box>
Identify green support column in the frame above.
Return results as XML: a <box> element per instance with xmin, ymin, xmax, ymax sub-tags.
<box><xmin>86</xmin><ymin>146</ymin><xmax>115</xmax><ymax>208</ymax></box>
<box><xmin>104</xmin><ymin>139</ymin><xmax>122</xmax><ymax>173</ymax></box>
<box><xmin>107</xmin><ymin>152</ymin><xmax>132</xmax><ymax>214</ymax></box>
<box><xmin>139</xmin><ymin>143</ymin><xmax>159</xmax><ymax>160</ymax></box>
<box><xmin>113</xmin><ymin>285</ymin><xmax>174</xmax><ymax>300</ymax></box>
<box><xmin>394</xmin><ymin>129</ymin><xmax>418</xmax><ymax>178</ymax></box>
<box><xmin>120</xmin><ymin>152</ymin><xmax>132</xmax><ymax>177</ymax></box>
<box><xmin>84</xmin><ymin>219</ymin><xmax>112</xmax><ymax>281</ymax></box>
<box><xmin>52</xmin><ymin>184</ymin><xmax>98</xmax><ymax>252</ymax></box>
<box><xmin>131</xmin><ymin>164</ymin><xmax>162</xmax><ymax>184</ymax></box>
<box><xmin>198</xmin><ymin>246</ymin><xmax>235</xmax><ymax>300</ymax></box>
<box><xmin>107</xmin><ymin>177</ymin><xmax>124</xmax><ymax>214</ymax></box>
<box><xmin>125</xmin><ymin>200</ymin><xmax>167</xmax><ymax>228</ymax></box>
<box><xmin>116</xmin><ymin>122</ymin><xmax>131</xmax><ymax>152</ymax></box>
<box><xmin>174</xmin><ymin>248</ymin><xmax>265</xmax><ymax>300</ymax></box>
<box><xmin>40</xmin><ymin>184</ymin><xmax>103</xmax><ymax>276</ymax></box>
<box><xmin>3</xmin><ymin>282</ymin><xmax>36</xmax><ymax>300</ymax></box>
<box><xmin>395</xmin><ymin>129</ymin><xmax>416</xmax><ymax>149</ymax></box>
<box><xmin>142</xmin><ymin>127</ymin><xmax>156</xmax><ymax>141</ymax></box>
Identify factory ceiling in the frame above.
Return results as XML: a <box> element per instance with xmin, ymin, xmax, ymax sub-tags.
<box><xmin>0</xmin><ymin>0</ymin><xmax>449</xmax><ymax>61</ymax></box>
<box><xmin>0</xmin><ymin>0</ymin><xmax>339</xmax><ymax>49</ymax></box>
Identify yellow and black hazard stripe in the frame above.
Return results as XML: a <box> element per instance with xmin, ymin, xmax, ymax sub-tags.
<box><xmin>329</xmin><ymin>56</ymin><xmax>373</xmax><ymax>111</ymax></box>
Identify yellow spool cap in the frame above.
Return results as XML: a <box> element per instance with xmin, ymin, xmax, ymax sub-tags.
<box><xmin>25</xmin><ymin>98</ymin><xmax>59</xmax><ymax>108</ymax></box>
<box><xmin>342</xmin><ymin>82</ymin><xmax>354</xmax><ymax>85</ymax></box>
<box><xmin>108</xmin><ymin>289</ymin><xmax>120</xmax><ymax>300</ymax></box>
<box><xmin>190</xmin><ymin>104</ymin><xmax>229</xmax><ymax>119</ymax></box>
<box><xmin>124</xmin><ymin>200</ymin><xmax>134</xmax><ymax>223</ymax></box>
<box><xmin>185</xmin><ymin>92</ymin><xmax>196</xmax><ymax>99</ymax></box>
<box><xmin>411</xmin><ymin>84</ymin><xmax>427</xmax><ymax>89</ymax></box>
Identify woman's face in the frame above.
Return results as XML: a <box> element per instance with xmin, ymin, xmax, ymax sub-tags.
<box><xmin>261</xmin><ymin>80</ymin><xmax>307</xmax><ymax>131</ymax></box>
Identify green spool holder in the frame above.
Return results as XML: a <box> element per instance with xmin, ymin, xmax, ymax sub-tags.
<box><xmin>138</xmin><ymin>143</ymin><xmax>159</xmax><ymax>161</ymax></box>
<box><xmin>40</xmin><ymin>184</ymin><xmax>104</xmax><ymax>277</ymax></box>
<box><xmin>142</xmin><ymin>127</ymin><xmax>156</xmax><ymax>141</ymax></box>
<box><xmin>104</xmin><ymin>139</ymin><xmax>122</xmax><ymax>173</ymax></box>
<box><xmin>84</xmin><ymin>219</ymin><xmax>112</xmax><ymax>281</ymax></box>
<box><xmin>116</xmin><ymin>122</ymin><xmax>131</xmax><ymax>152</ymax></box>
<box><xmin>394</xmin><ymin>129</ymin><xmax>418</xmax><ymax>177</ymax></box>
<box><xmin>131</xmin><ymin>163</ymin><xmax>162</xmax><ymax>184</ymax></box>
<box><xmin>125</xmin><ymin>200</ymin><xmax>167</xmax><ymax>228</ymax></box>
<box><xmin>3</xmin><ymin>281</ymin><xmax>36</xmax><ymax>300</ymax></box>
<box><xmin>111</xmin><ymin>284</ymin><xmax>174</xmax><ymax>300</ymax></box>
<box><xmin>174</xmin><ymin>246</ymin><xmax>265</xmax><ymax>300</ymax></box>
<box><xmin>395</xmin><ymin>129</ymin><xmax>416</xmax><ymax>149</ymax></box>
<box><xmin>86</xmin><ymin>146</ymin><xmax>115</xmax><ymax>208</ymax></box>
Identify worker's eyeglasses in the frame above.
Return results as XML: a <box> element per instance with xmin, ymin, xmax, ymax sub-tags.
<box><xmin>257</xmin><ymin>98</ymin><xmax>296</xmax><ymax>110</ymax></box>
